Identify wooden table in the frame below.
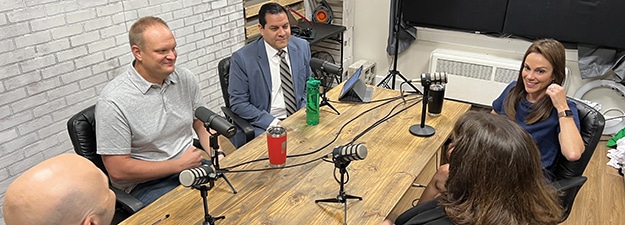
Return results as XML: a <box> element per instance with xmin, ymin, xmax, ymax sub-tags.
<box><xmin>119</xmin><ymin>85</ymin><xmax>470</xmax><ymax>225</ymax></box>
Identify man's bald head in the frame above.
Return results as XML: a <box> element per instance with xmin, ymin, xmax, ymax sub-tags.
<box><xmin>3</xmin><ymin>154</ymin><xmax>116</xmax><ymax>225</ymax></box>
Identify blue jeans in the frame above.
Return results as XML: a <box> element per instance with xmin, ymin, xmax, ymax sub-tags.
<box><xmin>130</xmin><ymin>159</ymin><xmax>212</xmax><ymax>206</ymax></box>
<box><xmin>130</xmin><ymin>173</ymin><xmax>180</xmax><ymax>206</ymax></box>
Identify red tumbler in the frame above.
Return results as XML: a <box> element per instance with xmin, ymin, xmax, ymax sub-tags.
<box><xmin>267</xmin><ymin>125</ymin><xmax>287</xmax><ymax>166</ymax></box>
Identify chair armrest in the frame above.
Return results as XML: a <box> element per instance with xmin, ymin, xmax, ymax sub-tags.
<box><xmin>221</xmin><ymin>107</ymin><xmax>255</xmax><ymax>142</ymax></box>
<box><xmin>110</xmin><ymin>186</ymin><xmax>144</xmax><ymax>213</ymax></box>
<box><xmin>552</xmin><ymin>176</ymin><xmax>587</xmax><ymax>191</ymax></box>
<box><xmin>552</xmin><ymin>176</ymin><xmax>587</xmax><ymax>222</ymax></box>
<box><xmin>193</xmin><ymin>138</ymin><xmax>204</xmax><ymax>150</ymax></box>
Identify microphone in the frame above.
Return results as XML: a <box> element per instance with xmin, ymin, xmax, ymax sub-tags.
<box><xmin>310</xmin><ymin>58</ymin><xmax>342</xmax><ymax>75</ymax></box>
<box><xmin>409</xmin><ymin>72</ymin><xmax>448</xmax><ymax>86</ymax></box>
<box><xmin>195</xmin><ymin>107</ymin><xmax>236</xmax><ymax>138</ymax></box>
<box><xmin>179</xmin><ymin>164</ymin><xmax>216</xmax><ymax>187</ymax></box>
<box><xmin>332</xmin><ymin>143</ymin><xmax>368</xmax><ymax>163</ymax></box>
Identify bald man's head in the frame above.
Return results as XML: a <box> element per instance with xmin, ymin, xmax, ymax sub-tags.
<box><xmin>3</xmin><ymin>154</ymin><xmax>116</xmax><ymax>225</ymax></box>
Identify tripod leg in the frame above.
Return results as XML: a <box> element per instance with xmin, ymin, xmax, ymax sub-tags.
<box><xmin>343</xmin><ymin>201</ymin><xmax>348</xmax><ymax>225</ymax></box>
<box><xmin>319</xmin><ymin>84</ymin><xmax>340</xmax><ymax>115</ymax></box>
<box><xmin>325</xmin><ymin>102</ymin><xmax>340</xmax><ymax>115</ymax></box>
<box><xmin>396</xmin><ymin>71</ymin><xmax>422</xmax><ymax>94</ymax></box>
<box><xmin>343</xmin><ymin>194</ymin><xmax>362</xmax><ymax>200</ymax></box>
<box><xmin>209</xmin><ymin>134</ymin><xmax>238</xmax><ymax>194</ymax></box>
<box><xmin>377</xmin><ymin>71</ymin><xmax>396</xmax><ymax>89</ymax></box>
<box><xmin>320</xmin><ymin>97</ymin><xmax>340</xmax><ymax>115</ymax></box>
<box><xmin>217</xmin><ymin>173</ymin><xmax>238</xmax><ymax>194</ymax></box>
<box><xmin>315</xmin><ymin>196</ymin><xmax>343</xmax><ymax>203</ymax></box>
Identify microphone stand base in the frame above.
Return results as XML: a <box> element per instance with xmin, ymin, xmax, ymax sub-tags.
<box><xmin>196</xmin><ymin>185</ymin><xmax>225</xmax><ymax>225</ymax></box>
<box><xmin>409</xmin><ymin>124</ymin><xmax>435</xmax><ymax>137</ymax></box>
<box><xmin>315</xmin><ymin>164</ymin><xmax>361</xmax><ymax>225</ymax></box>
<box><xmin>315</xmin><ymin>193</ymin><xmax>361</xmax><ymax>225</ymax></box>
<box><xmin>202</xmin><ymin>216</ymin><xmax>225</xmax><ymax>225</ymax></box>
<box><xmin>314</xmin><ymin>194</ymin><xmax>362</xmax><ymax>203</ymax></box>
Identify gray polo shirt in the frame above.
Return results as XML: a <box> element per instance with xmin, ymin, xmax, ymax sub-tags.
<box><xmin>95</xmin><ymin>62</ymin><xmax>206</xmax><ymax>192</ymax></box>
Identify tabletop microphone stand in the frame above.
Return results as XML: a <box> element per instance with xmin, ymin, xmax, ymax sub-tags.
<box><xmin>315</xmin><ymin>160</ymin><xmax>362</xmax><ymax>225</ymax></box>
<box><xmin>319</xmin><ymin>75</ymin><xmax>340</xmax><ymax>115</ymax></box>
<box><xmin>194</xmin><ymin>180</ymin><xmax>225</xmax><ymax>225</ymax></box>
<box><xmin>409</xmin><ymin>72</ymin><xmax>447</xmax><ymax>137</ymax></box>
<box><xmin>313</xmin><ymin>61</ymin><xmax>341</xmax><ymax>115</ymax></box>
<box><xmin>209</xmin><ymin>131</ymin><xmax>238</xmax><ymax>194</ymax></box>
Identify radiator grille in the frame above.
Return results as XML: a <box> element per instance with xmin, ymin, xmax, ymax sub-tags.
<box><xmin>494</xmin><ymin>67</ymin><xmax>519</xmax><ymax>83</ymax></box>
<box><xmin>429</xmin><ymin>49</ymin><xmax>521</xmax><ymax>106</ymax></box>
<box><xmin>436</xmin><ymin>59</ymin><xmax>493</xmax><ymax>81</ymax></box>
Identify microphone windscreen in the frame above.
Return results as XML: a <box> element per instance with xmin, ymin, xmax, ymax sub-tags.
<box><xmin>195</xmin><ymin>107</ymin><xmax>214</xmax><ymax>126</ymax></box>
<box><xmin>323</xmin><ymin>61</ymin><xmax>341</xmax><ymax>75</ymax></box>
<box><xmin>333</xmin><ymin>143</ymin><xmax>368</xmax><ymax>162</ymax></box>
<box><xmin>310</xmin><ymin>58</ymin><xmax>324</xmax><ymax>71</ymax></box>
<box><xmin>310</xmin><ymin>58</ymin><xmax>342</xmax><ymax>75</ymax></box>
<box><xmin>194</xmin><ymin>107</ymin><xmax>236</xmax><ymax>138</ymax></box>
<box><xmin>179</xmin><ymin>165</ymin><xmax>214</xmax><ymax>187</ymax></box>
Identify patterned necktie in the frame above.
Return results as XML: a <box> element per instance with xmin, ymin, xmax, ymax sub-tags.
<box><xmin>278</xmin><ymin>50</ymin><xmax>297</xmax><ymax>116</ymax></box>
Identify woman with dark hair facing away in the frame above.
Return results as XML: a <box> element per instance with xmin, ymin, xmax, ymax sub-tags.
<box><xmin>492</xmin><ymin>38</ymin><xmax>584</xmax><ymax>179</ymax></box>
<box><xmin>380</xmin><ymin>111</ymin><xmax>563</xmax><ymax>225</ymax></box>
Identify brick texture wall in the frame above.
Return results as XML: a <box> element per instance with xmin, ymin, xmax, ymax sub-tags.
<box><xmin>0</xmin><ymin>0</ymin><xmax>245</xmax><ymax>221</ymax></box>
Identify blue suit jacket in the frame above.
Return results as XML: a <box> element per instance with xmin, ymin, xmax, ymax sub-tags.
<box><xmin>228</xmin><ymin>36</ymin><xmax>312</xmax><ymax>147</ymax></box>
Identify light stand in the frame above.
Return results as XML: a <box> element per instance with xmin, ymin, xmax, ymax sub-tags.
<box><xmin>208</xmin><ymin>132</ymin><xmax>237</xmax><ymax>194</ymax></box>
<box><xmin>377</xmin><ymin>0</ymin><xmax>421</xmax><ymax>93</ymax></box>
<box><xmin>195</xmin><ymin>181</ymin><xmax>225</xmax><ymax>225</ymax></box>
<box><xmin>315</xmin><ymin>160</ymin><xmax>362</xmax><ymax>225</ymax></box>
<box><xmin>409</xmin><ymin>72</ymin><xmax>447</xmax><ymax>137</ymax></box>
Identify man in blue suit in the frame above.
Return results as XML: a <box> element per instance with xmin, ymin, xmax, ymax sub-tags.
<box><xmin>228</xmin><ymin>2</ymin><xmax>312</xmax><ymax>148</ymax></box>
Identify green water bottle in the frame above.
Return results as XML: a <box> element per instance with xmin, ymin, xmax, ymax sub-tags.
<box><xmin>306</xmin><ymin>77</ymin><xmax>321</xmax><ymax>125</ymax></box>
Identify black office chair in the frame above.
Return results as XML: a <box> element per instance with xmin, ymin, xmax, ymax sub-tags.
<box><xmin>218</xmin><ymin>57</ymin><xmax>255</xmax><ymax>147</ymax></box>
<box><xmin>67</xmin><ymin>105</ymin><xmax>144</xmax><ymax>224</ymax></box>
<box><xmin>552</xmin><ymin>97</ymin><xmax>605</xmax><ymax>222</ymax></box>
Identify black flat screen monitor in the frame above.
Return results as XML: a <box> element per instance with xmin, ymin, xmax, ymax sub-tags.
<box><xmin>503</xmin><ymin>0</ymin><xmax>625</xmax><ymax>49</ymax></box>
<box><xmin>401</xmin><ymin>0</ymin><xmax>507</xmax><ymax>34</ymax></box>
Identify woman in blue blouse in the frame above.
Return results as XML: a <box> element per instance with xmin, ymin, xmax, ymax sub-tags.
<box><xmin>491</xmin><ymin>38</ymin><xmax>584</xmax><ymax>179</ymax></box>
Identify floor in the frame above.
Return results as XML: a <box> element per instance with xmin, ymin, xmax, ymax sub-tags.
<box><xmin>561</xmin><ymin>138</ymin><xmax>625</xmax><ymax>225</ymax></box>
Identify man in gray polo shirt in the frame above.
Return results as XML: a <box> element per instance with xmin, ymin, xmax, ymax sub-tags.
<box><xmin>95</xmin><ymin>16</ymin><xmax>216</xmax><ymax>206</ymax></box>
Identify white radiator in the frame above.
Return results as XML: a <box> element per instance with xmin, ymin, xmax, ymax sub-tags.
<box><xmin>429</xmin><ymin>49</ymin><xmax>522</xmax><ymax>106</ymax></box>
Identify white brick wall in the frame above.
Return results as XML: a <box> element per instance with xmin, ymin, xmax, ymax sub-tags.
<box><xmin>0</xmin><ymin>0</ymin><xmax>245</xmax><ymax>222</ymax></box>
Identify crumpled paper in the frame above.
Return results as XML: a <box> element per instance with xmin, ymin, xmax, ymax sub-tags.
<box><xmin>607</xmin><ymin>137</ymin><xmax>625</xmax><ymax>169</ymax></box>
